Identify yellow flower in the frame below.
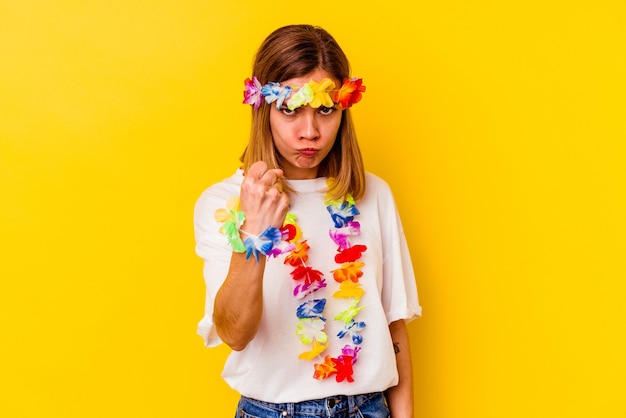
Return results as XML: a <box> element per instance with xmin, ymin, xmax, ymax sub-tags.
<box><xmin>298</xmin><ymin>340</ymin><xmax>328</xmax><ymax>361</ymax></box>
<box><xmin>333</xmin><ymin>281</ymin><xmax>365</xmax><ymax>301</ymax></box>
<box><xmin>308</xmin><ymin>78</ymin><xmax>335</xmax><ymax>108</ymax></box>
<box><xmin>215</xmin><ymin>196</ymin><xmax>239</xmax><ymax>221</ymax></box>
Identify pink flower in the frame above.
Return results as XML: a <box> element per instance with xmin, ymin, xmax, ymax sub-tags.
<box><xmin>340</xmin><ymin>345</ymin><xmax>361</xmax><ymax>364</ymax></box>
<box><xmin>243</xmin><ymin>77</ymin><xmax>263</xmax><ymax>109</ymax></box>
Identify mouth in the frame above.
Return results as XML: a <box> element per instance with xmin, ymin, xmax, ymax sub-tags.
<box><xmin>298</xmin><ymin>148</ymin><xmax>319</xmax><ymax>157</ymax></box>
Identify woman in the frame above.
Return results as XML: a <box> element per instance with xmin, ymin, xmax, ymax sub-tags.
<box><xmin>195</xmin><ymin>24</ymin><xmax>421</xmax><ymax>418</ymax></box>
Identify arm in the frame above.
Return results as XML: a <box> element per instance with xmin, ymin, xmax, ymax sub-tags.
<box><xmin>213</xmin><ymin>252</ymin><xmax>267</xmax><ymax>351</ymax></box>
<box><xmin>213</xmin><ymin>162</ymin><xmax>289</xmax><ymax>351</ymax></box>
<box><xmin>386</xmin><ymin>319</ymin><xmax>414</xmax><ymax>418</ymax></box>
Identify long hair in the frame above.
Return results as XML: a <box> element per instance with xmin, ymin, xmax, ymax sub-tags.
<box><xmin>240</xmin><ymin>25</ymin><xmax>366</xmax><ymax>201</ymax></box>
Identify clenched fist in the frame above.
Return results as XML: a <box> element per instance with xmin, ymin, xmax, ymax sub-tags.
<box><xmin>239</xmin><ymin>161</ymin><xmax>291</xmax><ymax>236</ymax></box>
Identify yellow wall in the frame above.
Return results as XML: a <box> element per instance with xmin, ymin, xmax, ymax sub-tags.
<box><xmin>1</xmin><ymin>1</ymin><xmax>624</xmax><ymax>417</ymax></box>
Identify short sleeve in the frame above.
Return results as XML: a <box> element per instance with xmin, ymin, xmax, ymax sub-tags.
<box><xmin>194</xmin><ymin>187</ymin><xmax>233</xmax><ymax>347</ymax></box>
<box><xmin>375</xmin><ymin>178</ymin><xmax>422</xmax><ymax>324</ymax></box>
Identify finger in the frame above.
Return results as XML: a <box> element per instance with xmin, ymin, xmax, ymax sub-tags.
<box><xmin>260</xmin><ymin>170</ymin><xmax>278</xmax><ymax>186</ymax></box>
<box><xmin>270</xmin><ymin>168</ymin><xmax>284</xmax><ymax>179</ymax></box>
<box><xmin>281</xmin><ymin>193</ymin><xmax>291</xmax><ymax>212</ymax></box>
<box><xmin>260</xmin><ymin>168</ymin><xmax>284</xmax><ymax>187</ymax></box>
<box><xmin>246</xmin><ymin>161</ymin><xmax>268</xmax><ymax>180</ymax></box>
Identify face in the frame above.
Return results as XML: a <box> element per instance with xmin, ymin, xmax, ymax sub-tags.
<box><xmin>269</xmin><ymin>69</ymin><xmax>343</xmax><ymax>180</ymax></box>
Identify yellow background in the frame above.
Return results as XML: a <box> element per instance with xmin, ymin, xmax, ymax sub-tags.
<box><xmin>1</xmin><ymin>1</ymin><xmax>625</xmax><ymax>417</ymax></box>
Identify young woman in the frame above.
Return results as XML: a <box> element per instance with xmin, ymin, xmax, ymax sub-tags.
<box><xmin>194</xmin><ymin>24</ymin><xmax>421</xmax><ymax>418</ymax></box>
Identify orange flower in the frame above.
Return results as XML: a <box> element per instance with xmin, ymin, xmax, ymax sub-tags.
<box><xmin>313</xmin><ymin>355</ymin><xmax>338</xmax><ymax>380</ymax></box>
<box><xmin>331</xmin><ymin>262</ymin><xmax>365</xmax><ymax>283</ymax></box>
<box><xmin>333</xmin><ymin>78</ymin><xmax>366</xmax><ymax>109</ymax></box>
<box><xmin>284</xmin><ymin>240</ymin><xmax>309</xmax><ymax>266</ymax></box>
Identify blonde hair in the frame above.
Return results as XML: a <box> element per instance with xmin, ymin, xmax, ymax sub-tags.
<box><xmin>240</xmin><ymin>24</ymin><xmax>366</xmax><ymax>201</ymax></box>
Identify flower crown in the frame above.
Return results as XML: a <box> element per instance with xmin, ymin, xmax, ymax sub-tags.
<box><xmin>243</xmin><ymin>77</ymin><xmax>366</xmax><ymax>111</ymax></box>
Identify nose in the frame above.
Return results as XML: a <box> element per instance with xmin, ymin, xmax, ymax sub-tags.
<box><xmin>299</xmin><ymin>110</ymin><xmax>320</xmax><ymax>140</ymax></box>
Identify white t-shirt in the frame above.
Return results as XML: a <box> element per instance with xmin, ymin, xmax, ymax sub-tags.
<box><xmin>194</xmin><ymin>170</ymin><xmax>421</xmax><ymax>403</ymax></box>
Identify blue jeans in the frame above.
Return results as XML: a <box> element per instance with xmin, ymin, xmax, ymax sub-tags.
<box><xmin>235</xmin><ymin>391</ymin><xmax>390</xmax><ymax>418</ymax></box>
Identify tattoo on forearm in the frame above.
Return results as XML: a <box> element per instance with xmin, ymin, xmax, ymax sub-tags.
<box><xmin>393</xmin><ymin>342</ymin><xmax>400</xmax><ymax>354</ymax></box>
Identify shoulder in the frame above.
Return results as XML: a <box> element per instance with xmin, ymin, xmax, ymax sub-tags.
<box><xmin>365</xmin><ymin>172</ymin><xmax>391</xmax><ymax>190</ymax></box>
<box><xmin>194</xmin><ymin>169</ymin><xmax>243</xmax><ymax>213</ymax></box>
<box><xmin>363</xmin><ymin>172</ymin><xmax>395</xmax><ymax>200</ymax></box>
<box><xmin>356</xmin><ymin>172</ymin><xmax>401</xmax><ymax>217</ymax></box>
<box><xmin>197</xmin><ymin>170</ymin><xmax>242</xmax><ymax>198</ymax></box>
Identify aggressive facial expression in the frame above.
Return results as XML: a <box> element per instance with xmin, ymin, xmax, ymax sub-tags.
<box><xmin>269</xmin><ymin>69</ymin><xmax>343</xmax><ymax>180</ymax></box>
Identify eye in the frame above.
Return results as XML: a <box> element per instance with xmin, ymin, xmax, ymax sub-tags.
<box><xmin>280</xmin><ymin>107</ymin><xmax>297</xmax><ymax>116</ymax></box>
<box><xmin>318</xmin><ymin>106</ymin><xmax>336</xmax><ymax>116</ymax></box>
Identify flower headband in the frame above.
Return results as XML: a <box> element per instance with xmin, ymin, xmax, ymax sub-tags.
<box><xmin>243</xmin><ymin>77</ymin><xmax>366</xmax><ymax>111</ymax></box>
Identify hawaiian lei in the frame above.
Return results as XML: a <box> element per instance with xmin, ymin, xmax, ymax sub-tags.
<box><xmin>243</xmin><ymin>77</ymin><xmax>366</xmax><ymax>110</ymax></box>
<box><xmin>214</xmin><ymin>180</ymin><xmax>367</xmax><ymax>383</ymax></box>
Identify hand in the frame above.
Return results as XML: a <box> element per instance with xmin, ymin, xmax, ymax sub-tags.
<box><xmin>239</xmin><ymin>161</ymin><xmax>290</xmax><ymax>235</ymax></box>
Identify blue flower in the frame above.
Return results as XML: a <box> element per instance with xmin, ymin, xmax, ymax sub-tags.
<box><xmin>297</xmin><ymin>299</ymin><xmax>327</xmax><ymax>320</ymax></box>
<box><xmin>337</xmin><ymin>320</ymin><xmax>366</xmax><ymax>345</ymax></box>
<box><xmin>262</xmin><ymin>82</ymin><xmax>291</xmax><ymax>109</ymax></box>
<box><xmin>243</xmin><ymin>226</ymin><xmax>282</xmax><ymax>262</ymax></box>
<box><xmin>326</xmin><ymin>202</ymin><xmax>360</xmax><ymax>228</ymax></box>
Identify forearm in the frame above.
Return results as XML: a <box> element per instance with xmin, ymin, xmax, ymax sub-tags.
<box><xmin>214</xmin><ymin>252</ymin><xmax>266</xmax><ymax>351</ymax></box>
<box><xmin>386</xmin><ymin>319</ymin><xmax>414</xmax><ymax>418</ymax></box>
<box><xmin>214</xmin><ymin>162</ymin><xmax>289</xmax><ymax>351</ymax></box>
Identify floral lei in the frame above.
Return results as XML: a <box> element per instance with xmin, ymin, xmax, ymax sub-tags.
<box><xmin>243</xmin><ymin>76</ymin><xmax>366</xmax><ymax>111</ymax></box>
<box><xmin>214</xmin><ymin>180</ymin><xmax>367</xmax><ymax>383</ymax></box>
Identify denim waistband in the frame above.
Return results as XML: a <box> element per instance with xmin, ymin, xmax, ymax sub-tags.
<box><xmin>237</xmin><ymin>391</ymin><xmax>388</xmax><ymax>418</ymax></box>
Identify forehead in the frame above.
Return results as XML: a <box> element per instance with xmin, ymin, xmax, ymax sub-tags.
<box><xmin>281</xmin><ymin>68</ymin><xmax>338</xmax><ymax>88</ymax></box>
